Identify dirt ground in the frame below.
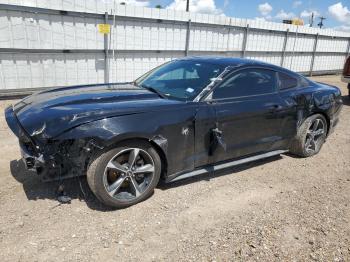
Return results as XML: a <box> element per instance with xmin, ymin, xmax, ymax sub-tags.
<box><xmin>0</xmin><ymin>75</ymin><xmax>349</xmax><ymax>262</ymax></box>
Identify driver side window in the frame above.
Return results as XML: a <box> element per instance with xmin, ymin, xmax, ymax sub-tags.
<box><xmin>212</xmin><ymin>68</ymin><xmax>277</xmax><ymax>99</ymax></box>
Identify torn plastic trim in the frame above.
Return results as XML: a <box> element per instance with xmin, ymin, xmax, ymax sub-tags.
<box><xmin>30</xmin><ymin>122</ymin><xmax>46</xmax><ymax>136</ymax></box>
<box><xmin>150</xmin><ymin>134</ymin><xmax>168</xmax><ymax>154</ymax></box>
<box><xmin>209</xmin><ymin>127</ymin><xmax>226</xmax><ymax>155</ymax></box>
<box><xmin>82</xmin><ymin>139</ymin><xmax>104</xmax><ymax>152</ymax></box>
<box><xmin>18</xmin><ymin>137</ymin><xmax>106</xmax><ymax>182</ymax></box>
<box><xmin>21</xmin><ymin>148</ymin><xmax>45</xmax><ymax>171</ymax></box>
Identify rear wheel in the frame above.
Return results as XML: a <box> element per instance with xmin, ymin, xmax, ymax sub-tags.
<box><xmin>289</xmin><ymin>114</ymin><xmax>328</xmax><ymax>157</ymax></box>
<box><xmin>87</xmin><ymin>141</ymin><xmax>161</xmax><ymax>208</ymax></box>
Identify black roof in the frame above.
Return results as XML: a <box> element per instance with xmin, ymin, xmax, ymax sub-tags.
<box><xmin>178</xmin><ymin>56</ymin><xmax>299</xmax><ymax>76</ymax></box>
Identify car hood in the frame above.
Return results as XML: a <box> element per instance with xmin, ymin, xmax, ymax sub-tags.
<box><xmin>13</xmin><ymin>83</ymin><xmax>182</xmax><ymax>140</ymax></box>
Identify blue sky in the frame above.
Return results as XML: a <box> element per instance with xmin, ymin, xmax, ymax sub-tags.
<box><xmin>127</xmin><ymin>0</ymin><xmax>350</xmax><ymax>31</ymax></box>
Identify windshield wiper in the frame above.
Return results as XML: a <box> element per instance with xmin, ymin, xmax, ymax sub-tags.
<box><xmin>139</xmin><ymin>84</ymin><xmax>168</xmax><ymax>99</ymax></box>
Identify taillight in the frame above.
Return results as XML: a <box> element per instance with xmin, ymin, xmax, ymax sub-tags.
<box><xmin>343</xmin><ymin>56</ymin><xmax>350</xmax><ymax>76</ymax></box>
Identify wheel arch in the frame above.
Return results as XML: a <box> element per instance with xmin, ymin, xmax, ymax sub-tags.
<box><xmin>90</xmin><ymin>136</ymin><xmax>168</xmax><ymax>180</ymax></box>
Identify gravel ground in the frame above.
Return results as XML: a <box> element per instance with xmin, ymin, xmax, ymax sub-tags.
<box><xmin>0</xmin><ymin>75</ymin><xmax>349</xmax><ymax>261</ymax></box>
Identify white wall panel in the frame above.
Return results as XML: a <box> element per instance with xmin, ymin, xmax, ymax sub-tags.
<box><xmin>109</xmin><ymin>51</ymin><xmax>184</xmax><ymax>82</ymax></box>
<box><xmin>313</xmin><ymin>54</ymin><xmax>346</xmax><ymax>71</ymax></box>
<box><xmin>0</xmin><ymin>3</ymin><xmax>349</xmax><ymax>90</ymax></box>
<box><xmin>189</xmin><ymin>25</ymin><xmax>230</xmax><ymax>51</ymax></box>
<box><xmin>0</xmin><ymin>53</ymin><xmax>105</xmax><ymax>89</ymax></box>
<box><xmin>0</xmin><ymin>10</ymin><xmax>11</xmax><ymax>48</ymax></box>
<box><xmin>284</xmin><ymin>54</ymin><xmax>313</xmax><ymax>72</ymax></box>
<box><xmin>227</xmin><ymin>28</ymin><xmax>245</xmax><ymax>51</ymax></box>
<box><xmin>317</xmin><ymin>38</ymin><xmax>349</xmax><ymax>53</ymax></box>
<box><xmin>246</xmin><ymin>53</ymin><xmax>281</xmax><ymax>66</ymax></box>
<box><xmin>286</xmin><ymin>34</ymin><xmax>315</xmax><ymax>52</ymax></box>
<box><xmin>112</xmin><ymin>21</ymin><xmax>187</xmax><ymax>51</ymax></box>
<box><xmin>0</xmin><ymin>10</ymin><xmax>104</xmax><ymax>49</ymax></box>
<box><xmin>247</xmin><ymin>31</ymin><xmax>285</xmax><ymax>51</ymax></box>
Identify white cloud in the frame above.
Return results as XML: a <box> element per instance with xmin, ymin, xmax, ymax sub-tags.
<box><xmin>166</xmin><ymin>0</ymin><xmax>222</xmax><ymax>15</ymax></box>
<box><xmin>328</xmin><ymin>2</ymin><xmax>350</xmax><ymax>24</ymax></box>
<box><xmin>275</xmin><ymin>10</ymin><xmax>295</xmax><ymax>20</ymax></box>
<box><xmin>258</xmin><ymin>2</ymin><xmax>273</xmax><ymax>16</ymax></box>
<box><xmin>300</xmin><ymin>10</ymin><xmax>320</xmax><ymax>18</ymax></box>
<box><xmin>293</xmin><ymin>1</ymin><xmax>302</xmax><ymax>9</ymax></box>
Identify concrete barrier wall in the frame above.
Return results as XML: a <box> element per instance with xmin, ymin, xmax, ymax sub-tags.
<box><xmin>0</xmin><ymin>1</ymin><xmax>349</xmax><ymax>90</ymax></box>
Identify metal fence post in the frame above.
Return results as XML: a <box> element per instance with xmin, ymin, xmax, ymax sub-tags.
<box><xmin>280</xmin><ymin>29</ymin><xmax>289</xmax><ymax>67</ymax></box>
<box><xmin>309</xmin><ymin>33</ymin><xmax>319</xmax><ymax>76</ymax></box>
<box><xmin>226</xmin><ymin>27</ymin><xmax>231</xmax><ymax>53</ymax></box>
<box><xmin>185</xmin><ymin>19</ymin><xmax>191</xmax><ymax>56</ymax></box>
<box><xmin>242</xmin><ymin>24</ymin><xmax>249</xmax><ymax>58</ymax></box>
<box><xmin>104</xmin><ymin>12</ymin><xmax>109</xmax><ymax>83</ymax></box>
<box><xmin>226</xmin><ymin>18</ymin><xmax>233</xmax><ymax>54</ymax></box>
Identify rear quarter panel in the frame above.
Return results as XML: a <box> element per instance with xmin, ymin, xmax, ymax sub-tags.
<box><xmin>277</xmin><ymin>80</ymin><xmax>342</xmax><ymax>143</ymax></box>
<box><xmin>294</xmin><ymin>82</ymin><xmax>342</xmax><ymax>133</ymax></box>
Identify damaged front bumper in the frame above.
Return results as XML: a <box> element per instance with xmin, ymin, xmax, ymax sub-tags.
<box><xmin>5</xmin><ymin>106</ymin><xmax>96</xmax><ymax>181</ymax></box>
<box><xmin>19</xmin><ymin>140</ymin><xmax>45</xmax><ymax>172</ymax></box>
<box><xmin>5</xmin><ymin>106</ymin><xmax>56</xmax><ymax>179</ymax></box>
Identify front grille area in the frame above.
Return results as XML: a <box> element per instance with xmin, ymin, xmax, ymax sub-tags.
<box><xmin>24</xmin><ymin>157</ymin><xmax>35</xmax><ymax>169</ymax></box>
<box><xmin>19</xmin><ymin>140</ymin><xmax>37</xmax><ymax>157</ymax></box>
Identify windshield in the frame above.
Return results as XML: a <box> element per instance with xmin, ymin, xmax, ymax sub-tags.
<box><xmin>135</xmin><ymin>60</ymin><xmax>226</xmax><ymax>101</ymax></box>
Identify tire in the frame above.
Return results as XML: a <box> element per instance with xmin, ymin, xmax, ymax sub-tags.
<box><xmin>289</xmin><ymin>114</ymin><xmax>328</xmax><ymax>158</ymax></box>
<box><xmin>87</xmin><ymin>140</ymin><xmax>161</xmax><ymax>208</ymax></box>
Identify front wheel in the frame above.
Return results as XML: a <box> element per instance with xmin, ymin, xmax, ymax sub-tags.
<box><xmin>289</xmin><ymin>114</ymin><xmax>328</xmax><ymax>157</ymax></box>
<box><xmin>87</xmin><ymin>141</ymin><xmax>161</xmax><ymax>208</ymax></box>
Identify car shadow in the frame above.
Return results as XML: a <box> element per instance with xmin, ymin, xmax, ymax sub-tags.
<box><xmin>9</xmin><ymin>159</ymin><xmax>115</xmax><ymax>212</ymax></box>
<box><xmin>10</xmin><ymin>155</ymin><xmax>283</xmax><ymax>210</ymax></box>
<box><xmin>341</xmin><ymin>95</ymin><xmax>350</xmax><ymax>106</ymax></box>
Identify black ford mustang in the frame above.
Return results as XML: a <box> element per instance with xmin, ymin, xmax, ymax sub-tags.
<box><xmin>5</xmin><ymin>57</ymin><xmax>343</xmax><ymax>208</ymax></box>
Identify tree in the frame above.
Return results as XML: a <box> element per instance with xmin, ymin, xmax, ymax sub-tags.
<box><xmin>155</xmin><ymin>5</ymin><xmax>162</xmax><ymax>9</ymax></box>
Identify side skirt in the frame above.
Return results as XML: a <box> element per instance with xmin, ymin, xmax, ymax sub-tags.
<box><xmin>166</xmin><ymin>150</ymin><xmax>288</xmax><ymax>183</ymax></box>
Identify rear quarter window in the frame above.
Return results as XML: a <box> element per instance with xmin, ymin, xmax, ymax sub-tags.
<box><xmin>299</xmin><ymin>76</ymin><xmax>310</xmax><ymax>87</ymax></box>
<box><xmin>278</xmin><ymin>72</ymin><xmax>298</xmax><ymax>90</ymax></box>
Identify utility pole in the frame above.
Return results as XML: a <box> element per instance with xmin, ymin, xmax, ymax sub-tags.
<box><xmin>318</xmin><ymin>16</ymin><xmax>326</xmax><ymax>29</ymax></box>
<box><xmin>309</xmin><ymin>12</ymin><xmax>314</xmax><ymax>27</ymax></box>
<box><xmin>186</xmin><ymin>0</ymin><xmax>189</xmax><ymax>12</ymax></box>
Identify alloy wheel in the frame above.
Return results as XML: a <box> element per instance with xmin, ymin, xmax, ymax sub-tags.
<box><xmin>103</xmin><ymin>148</ymin><xmax>155</xmax><ymax>201</ymax></box>
<box><xmin>304</xmin><ymin>117</ymin><xmax>326</xmax><ymax>154</ymax></box>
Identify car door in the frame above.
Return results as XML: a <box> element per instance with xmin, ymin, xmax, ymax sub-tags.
<box><xmin>275</xmin><ymin>71</ymin><xmax>304</xmax><ymax>142</ymax></box>
<box><xmin>198</xmin><ymin>67</ymin><xmax>289</xmax><ymax>165</ymax></box>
